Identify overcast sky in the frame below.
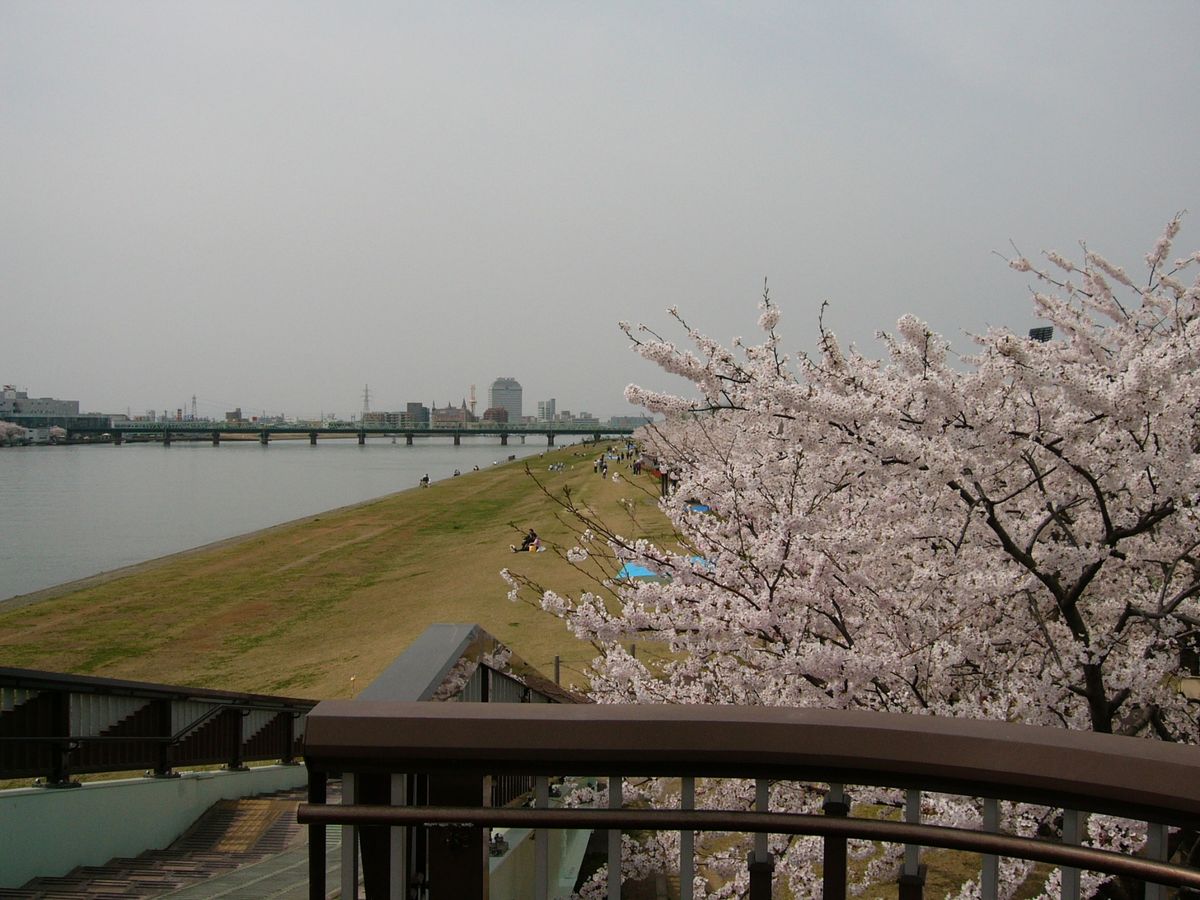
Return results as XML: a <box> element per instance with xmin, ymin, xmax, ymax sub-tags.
<box><xmin>4</xmin><ymin>2</ymin><xmax>1198</xmax><ymax>421</ymax></box>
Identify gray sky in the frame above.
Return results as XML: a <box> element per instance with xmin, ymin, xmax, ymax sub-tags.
<box><xmin>4</xmin><ymin>2</ymin><xmax>1198</xmax><ymax>421</ymax></box>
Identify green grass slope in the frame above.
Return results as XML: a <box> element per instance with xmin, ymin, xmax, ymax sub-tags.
<box><xmin>0</xmin><ymin>443</ymin><xmax>670</xmax><ymax>698</ymax></box>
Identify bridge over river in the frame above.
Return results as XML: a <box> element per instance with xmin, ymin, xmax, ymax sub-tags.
<box><xmin>66</xmin><ymin>420</ymin><xmax>636</xmax><ymax>447</ymax></box>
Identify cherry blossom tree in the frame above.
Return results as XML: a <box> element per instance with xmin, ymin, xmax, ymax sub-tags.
<box><xmin>506</xmin><ymin>219</ymin><xmax>1200</xmax><ymax>897</ymax></box>
<box><xmin>0</xmin><ymin>421</ymin><xmax>28</xmax><ymax>444</ymax></box>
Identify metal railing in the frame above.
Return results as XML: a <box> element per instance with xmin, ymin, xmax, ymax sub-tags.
<box><xmin>300</xmin><ymin>623</ymin><xmax>586</xmax><ymax>899</ymax></box>
<box><xmin>299</xmin><ymin>701</ymin><xmax>1200</xmax><ymax>900</ymax></box>
<box><xmin>0</xmin><ymin>667</ymin><xmax>316</xmax><ymax>784</ymax></box>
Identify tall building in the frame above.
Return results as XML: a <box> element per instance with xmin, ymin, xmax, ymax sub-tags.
<box><xmin>488</xmin><ymin>378</ymin><xmax>522</xmax><ymax>423</ymax></box>
<box><xmin>537</xmin><ymin>398</ymin><xmax>556</xmax><ymax>422</ymax></box>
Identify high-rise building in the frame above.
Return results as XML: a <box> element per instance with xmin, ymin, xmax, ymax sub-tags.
<box><xmin>489</xmin><ymin>378</ymin><xmax>522</xmax><ymax>423</ymax></box>
<box><xmin>537</xmin><ymin>398</ymin><xmax>556</xmax><ymax>422</ymax></box>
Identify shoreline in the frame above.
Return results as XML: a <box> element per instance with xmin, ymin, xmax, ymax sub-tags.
<box><xmin>0</xmin><ymin>461</ymin><xmax>502</xmax><ymax>613</ymax></box>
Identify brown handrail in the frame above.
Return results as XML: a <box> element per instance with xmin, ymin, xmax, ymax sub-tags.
<box><xmin>302</xmin><ymin>701</ymin><xmax>1200</xmax><ymax>825</ymax></box>
<box><xmin>300</xmin><ymin>632</ymin><xmax>1200</xmax><ymax>898</ymax></box>
<box><xmin>0</xmin><ymin>667</ymin><xmax>315</xmax><ymax>708</ymax></box>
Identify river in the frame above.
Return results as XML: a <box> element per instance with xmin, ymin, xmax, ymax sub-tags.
<box><xmin>0</xmin><ymin>437</ymin><xmax>550</xmax><ymax>602</ymax></box>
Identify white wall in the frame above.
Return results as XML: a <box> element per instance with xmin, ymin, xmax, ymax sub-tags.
<box><xmin>488</xmin><ymin>826</ymin><xmax>592</xmax><ymax>900</ymax></box>
<box><xmin>0</xmin><ymin>764</ymin><xmax>308</xmax><ymax>889</ymax></box>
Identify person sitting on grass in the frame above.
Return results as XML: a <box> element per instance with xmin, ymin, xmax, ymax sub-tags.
<box><xmin>511</xmin><ymin>529</ymin><xmax>538</xmax><ymax>552</ymax></box>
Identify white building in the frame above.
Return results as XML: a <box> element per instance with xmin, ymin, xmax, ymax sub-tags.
<box><xmin>1</xmin><ymin>386</ymin><xmax>80</xmax><ymax>417</ymax></box>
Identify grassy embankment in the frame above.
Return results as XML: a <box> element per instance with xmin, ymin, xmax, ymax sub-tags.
<box><xmin>0</xmin><ymin>443</ymin><xmax>672</xmax><ymax>698</ymax></box>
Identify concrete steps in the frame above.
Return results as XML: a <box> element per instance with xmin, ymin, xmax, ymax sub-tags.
<box><xmin>1</xmin><ymin>785</ymin><xmax>340</xmax><ymax>899</ymax></box>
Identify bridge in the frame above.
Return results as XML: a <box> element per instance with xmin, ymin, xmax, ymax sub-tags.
<box><xmin>65</xmin><ymin>420</ymin><xmax>637</xmax><ymax>447</ymax></box>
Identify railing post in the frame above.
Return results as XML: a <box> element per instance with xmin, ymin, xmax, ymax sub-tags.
<box><xmin>680</xmin><ymin>776</ymin><xmax>695</xmax><ymax>900</ymax></box>
<box><xmin>1145</xmin><ymin>821</ymin><xmax>1167</xmax><ymax>900</ymax></box>
<box><xmin>341</xmin><ymin>772</ymin><xmax>359</xmax><ymax>900</ymax></box>
<box><xmin>359</xmin><ymin>773</ymin><xmax>397</xmax><ymax>897</ymax></box>
<box><xmin>535</xmin><ymin>775</ymin><xmax>550</xmax><ymax>900</ymax></box>
<box><xmin>308</xmin><ymin>769</ymin><xmax>327</xmax><ymax>900</ymax></box>
<box><xmin>1061</xmin><ymin>809</ymin><xmax>1086</xmax><ymax>900</ymax></box>
<box><xmin>281</xmin><ymin>712</ymin><xmax>297</xmax><ymax>765</ymax></box>
<box><xmin>426</xmin><ymin>772</ymin><xmax>487</xmax><ymax>896</ymax></box>
<box><xmin>748</xmin><ymin>778</ymin><xmax>775</xmax><ymax>900</ymax></box>
<box><xmin>227</xmin><ymin>708</ymin><xmax>248</xmax><ymax>771</ymax></box>
<box><xmin>609</xmin><ymin>774</ymin><xmax>622</xmax><ymax>900</ymax></box>
<box><xmin>981</xmin><ymin>798</ymin><xmax>999</xmax><ymax>900</ymax></box>
<box><xmin>898</xmin><ymin>789</ymin><xmax>926</xmax><ymax>900</ymax></box>
<box><xmin>47</xmin><ymin>689</ymin><xmax>77</xmax><ymax>788</ymax></box>
<box><xmin>390</xmin><ymin>773</ymin><xmax>407</xmax><ymax>900</ymax></box>
<box><xmin>823</xmin><ymin>783</ymin><xmax>849</xmax><ymax>900</ymax></box>
<box><xmin>153</xmin><ymin>698</ymin><xmax>176</xmax><ymax>777</ymax></box>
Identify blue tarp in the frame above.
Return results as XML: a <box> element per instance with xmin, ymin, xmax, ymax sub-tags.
<box><xmin>617</xmin><ymin>558</ymin><xmax>712</xmax><ymax>580</ymax></box>
<box><xmin>616</xmin><ymin>562</ymin><xmax>657</xmax><ymax>579</ymax></box>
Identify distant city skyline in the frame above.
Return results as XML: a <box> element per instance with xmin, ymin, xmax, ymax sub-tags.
<box><xmin>0</xmin><ymin>380</ymin><xmax>633</xmax><ymax>426</ymax></box>
<box><xmin>0</xmin><ymin>378</ymin><xmax>612</xmax><ymax>424</ymax></box>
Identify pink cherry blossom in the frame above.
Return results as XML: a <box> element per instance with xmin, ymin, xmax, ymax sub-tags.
<box><xmin>506</xmin><ymin>219</ymin><xmax>1200</xmax><ymax>897</ymax></box>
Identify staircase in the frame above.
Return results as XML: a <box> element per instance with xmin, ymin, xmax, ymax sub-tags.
<box><xmin>0</xmin><ymin>785</ymin><xmax>341</xmax><ymax>899</ymax></box>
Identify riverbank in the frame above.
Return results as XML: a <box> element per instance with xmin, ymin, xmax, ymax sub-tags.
<box><xmin>0</xmin><ymin>444</ymin><xmax>673</xmax><ymax>698</ymax></box>
<box><xmin>0</xmin><ymin>493</ymin><xmax>384</xmax><ymax>613</ymax></box>
<box><xmin>1</xmin><ymin>438</ymin><xmax>547</xmax><ymax>601</ymax></box>
<box><xmin>0</xmin><ymin>446</ymin><xmax>508</xmax><ymax>612</ymax></box>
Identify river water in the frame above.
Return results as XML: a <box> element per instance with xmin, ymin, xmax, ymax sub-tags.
<box><xmin>0</xmin><ymin>437</ymin><xmax>549</xmax><ymax>602</ymax></box>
